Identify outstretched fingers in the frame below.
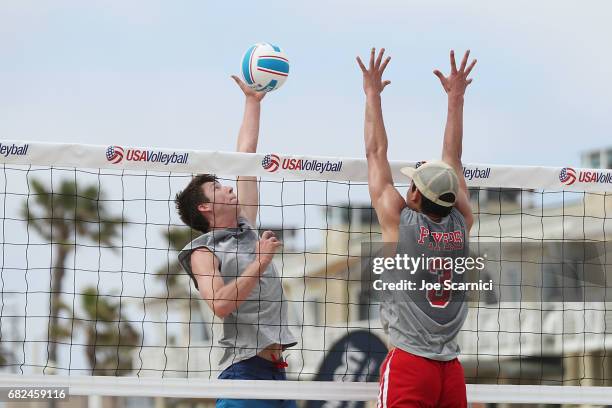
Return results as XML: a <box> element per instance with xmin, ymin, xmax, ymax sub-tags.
<box><xmin>357</xmin><ymin>48</ymin><xmax>391</xmax><ymax>74</ymax></box>
<box><xmin>450</xmin><ymin>50</ymin><xmax>457</xmax><ymax>74</ymax></box>
<box><xmin>375</xmin><ymin>48</ymin><xmax>385</xmax><ymax>69</ymax></box>
<box><xmin>433</xmin><ymin>69</ymin><xmax>447</xmax><ymax>88</ymax></box>
<box><xmin>369</xmin><ymin>47</ymin><xmax>375</xmax><ymax>70</ymax></box>
<box><xmin>459</xmin><ymin>50</ymin><xmax>470</xmax><ymax>72</ymax></box>
<box><xmin>356</xmin><ymin>56</ymin><xmax>367</xmax><ymax>73</ymax></box>
<box><xmin>231</xmin><ymin>75</ymin><xmax>246</xmax><ymax>88</ymax></box>
<box><xmin>435</xmin><ymin>50</ymin><xmax>477</xmax><ymax>94</ymax></box>
<box><xmin>465</xmin><ymin>58</ymin><xmax>477</xmax><ymax>76</ymax></box>
<box><xmin>380</xmin><ymin>56</ymin><xmax>391</xmax><ymax>74</ymax></box>
<box><xmin>357</xmin><ymin>47</ymin><xmax>392</xmax><ymax>94</ymax></box>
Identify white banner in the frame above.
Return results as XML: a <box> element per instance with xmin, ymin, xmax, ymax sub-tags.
<box><xmin>0</xmin><ymin>140</ymin><xmax>611</xmax><ymax>192</ymax></box>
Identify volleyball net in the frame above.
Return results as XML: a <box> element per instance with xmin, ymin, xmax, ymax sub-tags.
<box><xmin>0</xmin><ymin>140</ymin><xmax>611</xmax><ymax>405</ymax></box>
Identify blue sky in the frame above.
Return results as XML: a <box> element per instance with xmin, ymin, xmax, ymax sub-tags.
<box><xmin>0</xmin><ymin>0</ymin><xmax>611</xmax><ymax>168</ymax></box>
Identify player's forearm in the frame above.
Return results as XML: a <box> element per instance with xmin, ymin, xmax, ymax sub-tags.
<box><xmin>236</xmin><ymin>98</ymin><xmax>261</xmax><ymax>153</ymax></box>
<box><xmin>442</xmin><ymin>95</ymin><xmax>465</xmax><ymax>166</ymax></box>
<box><xmin>212</xmin><ymin>259</ymin><xmax>267</xmax><ymax>317</ymax></box>
<box><xmin>364</xmin><ymin>94</ymin><xmax>388</xmax><ymax>158</ymax></box>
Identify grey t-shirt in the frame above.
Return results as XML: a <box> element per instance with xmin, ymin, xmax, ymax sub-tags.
<box><xmin>380</xmin><ymin>207</ymin><xmax>469</xmax><ymax>361</ymax></box>
<box><xmin>178</xmin><ymin>217</ymin><xmax>297</xmax><ymax>370</ymax></box>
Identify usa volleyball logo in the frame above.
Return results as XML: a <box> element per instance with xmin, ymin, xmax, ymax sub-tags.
<box><xmin>262</xmin><ymin>154</ymin><xmax>280</xmax><ymax>172</ymax></box>
<box><xmin>106</xmin><ymin>146</ymin><xmax>124</xmax><ymax>164</ymax></box>
<box><xmin>559</xmin><ymin>167</ymin><xmax>577</xmax><ymax>185</ymax></box>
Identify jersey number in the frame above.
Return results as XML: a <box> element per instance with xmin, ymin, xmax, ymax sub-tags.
<box><xmin>427</xmin><ymin>264</ymin><xmax>452</xmax><ymax>308</ymax></box>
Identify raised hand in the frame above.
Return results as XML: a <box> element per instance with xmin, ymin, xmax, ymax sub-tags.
<box><xmin>356</xmin><ymin>48</ymin><xmax>392</xmax><ymax>96</ymax></box>
<box><xmin>433</xmin><ymin>50</ymin><xmax>477</xmax><ymax>98</ymax></box>
<box><xmin>231</xmin><ymin>75</ymin><xmax>266</xmax><ymax>102</ymax></box>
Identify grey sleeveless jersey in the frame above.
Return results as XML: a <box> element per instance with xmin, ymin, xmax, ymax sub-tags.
<box><xmin>380</xmin><ymin>207</ymin><xmax>469</xmax><ymax>361</ymax></box>
<box><xmin>178</xmin><ymin>217</ymin><xmax>297</xmax><ymax>370</ymax></box>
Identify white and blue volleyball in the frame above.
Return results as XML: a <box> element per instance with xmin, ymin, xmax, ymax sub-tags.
<box><xmin>241</xmin><ymin>43</ymin><xmax>289</xmax><ymax>92</ymax></box>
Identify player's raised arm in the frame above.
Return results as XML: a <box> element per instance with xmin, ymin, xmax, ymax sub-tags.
<box><xmin>433</xmin><ymin>50</ymin><xmax>477</xmax><ymax>231</ymax></box>
<box><xmin>232</xmin><ymin>75</ymin><xmax>266</xmax><ymax>225</ymax></box>
<box><xmin>357</xmin><ymin>48</ymin><xmax>406</xmax><ymax>240</ymax></box>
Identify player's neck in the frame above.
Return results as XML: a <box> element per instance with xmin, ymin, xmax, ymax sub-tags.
<box><xmin>410</xmin><ymin>201</ymin><xmax>443</xmax><ymax>223</ymax></box>
<box><xmin>424</xmin><ymin>213</ymin><xmax>442</xmax><ymax>223</ymax></box>
<box><xmin>209</xmin><ymin>212</ymin><xmax>239</xmax><ymax>230</ymax></box>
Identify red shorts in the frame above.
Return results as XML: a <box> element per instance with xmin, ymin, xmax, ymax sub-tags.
<box><xmin>377</xmin><ymin>348</ymin><xmax>467</xmax><ymax>408</ymax></box>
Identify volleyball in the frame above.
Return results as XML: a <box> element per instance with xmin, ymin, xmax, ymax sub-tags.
<box><xmin>241</xmin><ymin>43</ymin><xmax>289</xmax><ymax>92</ymax></box>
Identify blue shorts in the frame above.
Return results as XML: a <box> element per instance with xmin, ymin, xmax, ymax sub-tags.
<box><xmin>216</xmin><ymin>356</ymin><xmax>297</xmax><ymax>408</ymax></box>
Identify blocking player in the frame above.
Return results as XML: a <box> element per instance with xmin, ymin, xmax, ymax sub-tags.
<box><xmin>356</xmin><ymin>48</ymin><xmax>476</xmax><ymax>407</ymax></box>
<box><xmin>175</xmin><ymin>76</ymin><xmax>297</xmax><ymax>408</ymax></box>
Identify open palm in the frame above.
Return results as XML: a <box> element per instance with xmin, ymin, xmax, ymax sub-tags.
<box><xmin>356</xmin><ymin>48</ymin><xmax>392</xmax><ymax>96</ymax></box>
<box><xmin>433</xmin><ymin>50</ymin><xmax>477</xmax><ymax>97</ymax></box>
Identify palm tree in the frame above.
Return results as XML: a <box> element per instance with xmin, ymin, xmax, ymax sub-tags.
<box><xmin>80</xmin><ymin>287</ymin><xmax>140</xmax><ymax>375</ymax></box>
<box><xmin>22</xmin><ymin>179</ymin><xmax>123</xmax><ymax>370</ymax></box>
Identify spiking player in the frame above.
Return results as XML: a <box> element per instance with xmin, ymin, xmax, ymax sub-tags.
<box><xmin>356</xmin><ymin>48</ymin><xmax>476</xmax><ymax>407</ymax></box>
<box><xmin>175</xmin><ymin>76</ymin><xmax>297</xmax><ymax>408</ymax></box>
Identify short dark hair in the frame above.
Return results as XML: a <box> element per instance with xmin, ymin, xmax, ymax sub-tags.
<box><xmin>175</xmin><ymin>174</ymin><xmax>217</xmax><ymax>234</ymax></box>
<box><xmin>412</xmin><ymin>184</ymin><xmax>454</xmax><ymax>218</ymax></box>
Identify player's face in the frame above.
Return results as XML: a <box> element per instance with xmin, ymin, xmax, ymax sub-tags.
<box><xmin>201</xmin><ymin>181</ymin><xmax>238</xmax><ymax>214</ymax></box>
<box><xmin>406</xmin><ymin>182</ymin><xmax>420</xmax><ymax>210</ymax></box>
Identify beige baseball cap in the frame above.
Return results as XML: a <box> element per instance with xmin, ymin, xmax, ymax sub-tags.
<box><xmin>400</xmin><ymin>160</ymin><xmax>459</xmax><ymax>207</ymax></box>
